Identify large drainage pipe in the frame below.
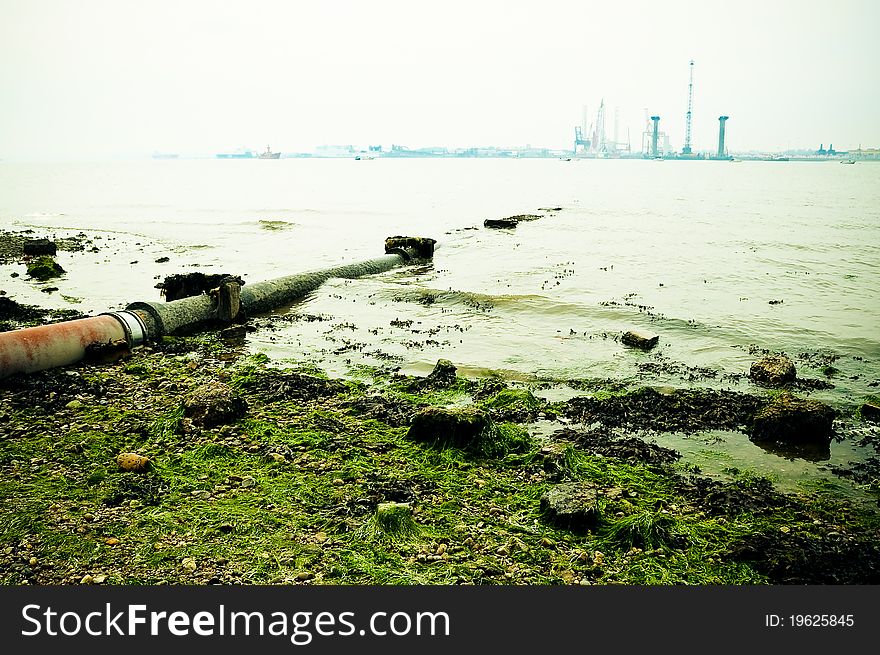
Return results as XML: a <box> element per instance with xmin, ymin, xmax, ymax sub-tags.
<box><xmin>0</xmin><ymin>236</ymin><xmax>435</xmax><ymax>378</ymax></box>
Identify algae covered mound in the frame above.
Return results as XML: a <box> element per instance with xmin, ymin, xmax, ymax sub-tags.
<box><xmin>26</xmin><ymin>255</ymin><xmax>65</xmax><ymax>281</ymax></box>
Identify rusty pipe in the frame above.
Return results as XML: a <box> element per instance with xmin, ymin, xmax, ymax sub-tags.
<box><xmin>0</xmin><ymin>237</ymin><xmax>435</xmax><ymax>378</ymax></box>
<box><xmin>0</xmin><ymin>311</ymin><xmax>147</xmax><ymax>378</ymax></box>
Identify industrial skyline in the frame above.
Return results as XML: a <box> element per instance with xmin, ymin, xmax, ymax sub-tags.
<box><xmin>1</xmin><ymin>1</ymin><xmax>878</xmax><ymax>160</ymax></box>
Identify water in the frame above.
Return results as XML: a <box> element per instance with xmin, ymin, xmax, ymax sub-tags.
<box><xmin>2</xmin><ymin>158</ymin><xmax>879</xmax><ymax>493</ymax></box>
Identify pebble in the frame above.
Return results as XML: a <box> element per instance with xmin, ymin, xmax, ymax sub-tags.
<box><xmin>435</xmin><ymin>543</ymin><xmax>447</xmax><ymax>556</ymax></box>
<box><xmin>269</xmin><ymin>453</ymin><xmax>287</xmax><ymax>463</ymax></box>
<box><xmin>241</xmin><ymin>477</ymin><xmax>256</xmax><ymax>488</ymax></box>
<box><xmin>181</xmin><ymin>557</ymin><xmax>197</xmax><ymax>573</ymax></box>
<box><xmin>315</xmin><ymin>532</ymin><xmax>328</xmax><ymax>543</ymax></box>
<box><xmin>105</xmin><ymin>538</ymin><xmax>119</xmax><ymax>546</ymax></box>
<box><xmin>80</xmin><ymin>574</ymin><xmax>94</xmax><ymax>584</ymax></box>
<box><xmin>295</xmin><ymin>572</ymin><xmax>314</xmax><ymax>582</ymax></box>
<box><xmin>28</xmin><ymin>557</ymin><xmax>38</xmax><ymax>566</ymax></box>
<box><xmin>66</xmin><ymin>400</ymin><xmax>84</xmax><ymax>410</ymax></box>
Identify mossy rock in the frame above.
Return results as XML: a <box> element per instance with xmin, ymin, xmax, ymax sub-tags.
<box><xmin>183</xmin><ymin>381</ymin><xmax>248</xmax><ymax>427</ymax></box>
<box><xmin>540</xmin><ymin>482</ymin><xmax>600</xmax><ymax>531</ymax></box>
<box><xmin>749</xmin><ymin>355</ymin><xmax>796</xmax><ymax>387</ymax></box>
<box><xmin>748</xmin><ymin>393</ymin><xmax>836</xmax><ymax>444</ymax></box>
<box><xmin>26</xmin><ymin>256</ymin><xmax>65</xmax><ymax>281</ymax></box>
<box><xmin>484</xmin><ymin>388</ymin><xmax>541</xmax><ymax>410</ymax></box>
<box><xmin>407</xmin><ymin>406</ymin><xmax>510</xmax><ymax>456</ymax></box>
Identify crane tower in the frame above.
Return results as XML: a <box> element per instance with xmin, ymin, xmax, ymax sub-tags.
<box><xmin>682</xmin><ymin>60</ymin><xmax>694</xmax><ymax>155</ymax></box>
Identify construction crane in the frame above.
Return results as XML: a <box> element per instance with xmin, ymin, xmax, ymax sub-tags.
<box><xmin>682</xmin><ymin>60</ymin><xmax>694</xmax><ymax>155</ymax></box>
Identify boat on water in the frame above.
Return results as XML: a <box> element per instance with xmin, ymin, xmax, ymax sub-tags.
<box><xmin>152</xmin><ymin>152</ymin><xmax>179</xmax><ymax>159</ymax></box>
<box><xmin>841</xmin><ymin>159</ymin><xmax>856</xmax><ymax>164</ymax></box>
<box><xmin>258</xmin><ymin>145</ymin><xmax>281</xmax><ymax>159</ymax></box>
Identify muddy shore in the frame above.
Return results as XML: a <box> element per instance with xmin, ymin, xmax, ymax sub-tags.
<box><xmin>1</xmin><ymin>230</ymin><xmax>879</xmax><ymax>585</ymax></box>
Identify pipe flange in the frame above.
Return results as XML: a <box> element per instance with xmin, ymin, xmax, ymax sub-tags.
<box><xmin>102</xmin><ymin>310</ymin><xmax>149</xmax><ymax>348</ymax></box>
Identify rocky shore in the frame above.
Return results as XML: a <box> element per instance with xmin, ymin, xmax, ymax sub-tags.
<box><xmin>1</xmin><ymin>228</ymin><xmax>879</xmax><ymax>586</ymax></box>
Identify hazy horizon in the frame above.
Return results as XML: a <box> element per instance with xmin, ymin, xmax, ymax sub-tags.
<box><xmin>1</xmin><ymin>0</ymin><xmax>879</xmax><ymax>160</ymax></box>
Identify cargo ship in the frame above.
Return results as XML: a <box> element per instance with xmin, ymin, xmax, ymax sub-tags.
<box><xmin>258</xmin><ymin>145</ymin><xmax>281</xmax><ymax>159</ymax></box>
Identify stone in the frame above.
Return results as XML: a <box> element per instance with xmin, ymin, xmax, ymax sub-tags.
<box><xmin>407</xmin><ymin>406</ymin><xmax>496</xmax><ymax>453</ymax></box>
<box><xmin>23</xmin><ymin>238</ymin><xmax>57</xmax><ymax>256</ymax></box>
<box><xmin>384</xmin><ymin>236</ymin><xmax>437</xmax><ymax>260</ymax></box>
<box><xmin>749</xmin><ymin>355</ymin><xmax>797</xmax><ymax>386</ymax></box>
<box><xmin>65</xmin><ymin>400</ymin><xmax>84</xmax><ymax>410</ymax></box>
<box><xmin>621</xmin><ymin>330</ymin><xmax>659</xmax><ymax>350</ymax></box>
<box><xmin>749</xmin><ymin>393</ymin><xmax>836</xmax><ymax>444</ymax></box>
<box><xmin>116</xmin><ymin>452</ymin><xmax>150</xmax><ymax>472</ymax></box>
<box><xmin>181</xmin><ymin>557</ymin><xmax>197</xmax><ymax>573</ymax></box>
<box><xmin>183</xmin><ymin>381</ymin><xmax>248</xmax><ymax>427</ymax></box>
<box><xmin>427</xmin><ymin>358</ymin><xmax>457</xmax><ymax>386</ymax></box>
<box><xmin>540</xmin><ymin>482</ymin><xmax>600</xmax><ymax>531</ymax></box>
<box><xmin>484</xmin><ymin>218</ymin><xmax>518</xmax><ymax>229</ymax></box>
<box><xmin>861</xmin><ymin>402</ymin><xmax>880</xmax><ymax>422</ymax></box>
<box><xmin>26</xmin><ymin>256</ymin><xmax>65</xmax><ymax>281</ymax></box>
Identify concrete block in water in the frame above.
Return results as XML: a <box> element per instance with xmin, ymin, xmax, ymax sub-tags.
<box><xmin>23</xmin><ymin>238</ymin><xmax>57</xmax><ymax>256</ymax></box>
<box><xmin>621</xmin><ymin>329</ymin><xmax>659</xmax><ymax>350</ymax></box>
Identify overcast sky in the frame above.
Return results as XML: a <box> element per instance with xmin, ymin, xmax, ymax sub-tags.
<box><xmin>1</xmin><ymin>0</ymin><xmax>878</xmax><ymax>158</ymax></box>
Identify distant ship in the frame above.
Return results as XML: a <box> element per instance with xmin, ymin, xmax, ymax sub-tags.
<box><xmin>216</xmin><ymin>149</ymin><xmax>255</xmax><ymax>159</ymax></box>
<box><xmin>258</xmin><ymin>145</ymin><xmax>281</xmax><ymax>159</ymax></box>
<box><xmin>152</xmin><ymin>152</ymin><xmax>179</xmax><ymax>159</ymax></box>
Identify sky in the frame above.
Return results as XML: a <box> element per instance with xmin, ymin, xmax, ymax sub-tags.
<box><xmin>1</xmin><ymin>0</ymin><xmax>878</xmax><ymax>159</ymax></box>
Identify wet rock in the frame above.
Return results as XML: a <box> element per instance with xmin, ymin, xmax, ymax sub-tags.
<box><xmin>861</xmin><ymin>402</ymin><xmax>880</xmax><ymax>422</ymax></box>
<box><xmin>384</xmin><ymin>236</ymin><xmax>437</xmax><ymax>260</ymax></box>
<box><xmin>157</xmin><ymin>272</ymin><xmax>243</xmax><ymax>302</ymax></box>
<box><xmin>116</xmin><ymin>452</ymin><xmax>150</xmax><ymax>472</ymax></box>
<box><xmin>484</xmin><ymin>218</ymin><xmax>518</xmax><ymax>229</ymax></box>
<box><xmin>26</xmin><ymin>256</ymin><xmax>65</xmax><ymax>281</ymax></box>
<box><xmin>749</xmin><ymin>355</ymin><xmax>796</xmax><ymax>387</ymax></box>
<box><xmin>23</xmin><ymin>238</ymin><xmax>57</xmax><ymax>256</ymax></box>
<box><xmin>748</xmin><ymin>394</ymin><xmax>836</xmax><ymax>444</ymax></box>
<box><xmin>621</xmin><ymin>329</ymin><xmax>659</xmax><ymax>350</ymax></box>
<box><xmin>540</xmin><ymin>482</ymin><xmax>600</xmax><ymax>531</ymax></box>
<box><xmin>426</xmin><ymin>358</ymin><xmax>457</xmax><ymax>386</ymax></box>
<box><xmin>407</xmin><ymin>407</ymin><xmax>496</xmax><ymax>453</ymax></box>
<box><xmin>183</xmin><ymin>381</ymin><xmax>248</xmax><ymax>427</ymax></box>
<box><xmin>220</xmin><ymin>325</ymin><xmax>247</xmax><ymax>340</ymax></box>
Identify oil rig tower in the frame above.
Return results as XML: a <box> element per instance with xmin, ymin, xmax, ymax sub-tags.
<box><xmin>682</xmin><ymin>60</ymin><xmax>695</xmax><ymax>155</ymax></box>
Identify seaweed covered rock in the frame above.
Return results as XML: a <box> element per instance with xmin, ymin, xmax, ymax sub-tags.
<box><xmin>26</xmin><ymin>256</ymin><xmax>65</xmax><ymax>281</ymax></box>
<box><xmin>749</xmin><ymin>355</ymin><xmax>796</xmax><ymax>387</ymax></box>
<box><xmin>426</xmin><ymin>358</ymin><xmax>457</xmax><ymax>387</ymax></box>
<box><xmin>540</xmin><ymin>482</ymin><xmax>600</xmax><ymax>531</ymax></box>
<box><xmin>384</xmin><ymin>236</ymin><xmax>436</xmax><ymax>259</ymax></box>
<box><xmin>183</xmin><ymin>381</ymin><xmax>248</xmax><ymax>427</ymax></box>
<box><xmin>749</xmin><ymin>393</ymin><xmax>836</xmax><ymax>444</ymax></box>
<box><xmin>407</xmin><ymin>406</ymin><xmax>504</xmax><ymax>455</ymax></box>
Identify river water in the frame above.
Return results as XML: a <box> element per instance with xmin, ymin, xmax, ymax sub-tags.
<box><xmin>1</xmin><ymin>158</ymin><xmax>878</xmax><ymax>494</ymax></box>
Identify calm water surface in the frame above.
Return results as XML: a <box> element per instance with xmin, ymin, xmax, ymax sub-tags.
<box><xmin>2</xmin><ymin>158</ymin><xmax>878</xmax><ymax>495</ymax></box>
